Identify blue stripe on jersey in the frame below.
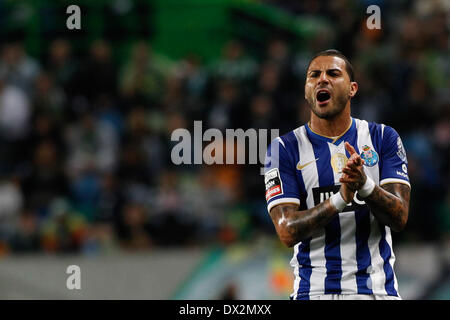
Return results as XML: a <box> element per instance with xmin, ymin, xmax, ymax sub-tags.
<box><xmin>296</xmin><ymin>240</ymin><xmax>312</xmax><ymax>300</ymax></box>
<box><xmin>344</xmin><ymin>127</ymin><xmax>374</xmax><ymax>294</ymax></box>
<box><xmin>323</xmin><ymin>217</ymin><xmax>342</xmax><ymax>294</ymax></box>
<box><xmin>378</xmin><ymin>223</ymin><xmax>398</xmax><ymax>296</ymax></box>
<box><xmin>281</xmin><ymin>130</ymin><xmax>308</xmax><ymax>210</ymax></box>
<box><xmin>305</xmin><ymin>126</ymin><xmax>343</xmax><ymax>294</ymax></box>
<box><xmin>280</xmin><ymin>131</ymin><xmax>300</xmax><ymax>169</ymax></box>
<box><xmin>280</xmin><ymin>131</ymin><xmax>308</xmax><ymax>210</ymax></box>
<box><xmin>354</xmin><ymin>210</ymin><xmax>373</xmax><ymax>294</ymax></box>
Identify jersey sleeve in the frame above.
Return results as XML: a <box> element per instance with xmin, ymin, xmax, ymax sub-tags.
<box><xmin>264</xmin><ymin>137</ymin><xmax>301</xmax><ymax>213</ymax></box>
<box><xmin>379</xmin><ymin>126</ymin><xmax>411</xmax><ymax>188</ymax></box>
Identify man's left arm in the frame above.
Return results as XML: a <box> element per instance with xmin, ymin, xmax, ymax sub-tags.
<box><xmin>340</xmin><ymin>142</ymin><xmax>410</xmax><ymax>232</ymax></box>
<box><xmin>362</xmin><ymin>183</ymin><xmax>410</xmax><ymax>232</ymax></box>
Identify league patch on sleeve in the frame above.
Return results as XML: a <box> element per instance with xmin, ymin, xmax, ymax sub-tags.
<box><xmin>396</xmin><ymin>137</ymin><xmax>408</xmax><ymax>163</ymax></box>
<box><xmin>265</xmin><ymin>168</ymin><xmax>283</xmax><ymax>201</ymax></box>
<box><xmin>395</xmin><ymin>163</ymin><xmax>409</xmax><ymax>179</ymax></box>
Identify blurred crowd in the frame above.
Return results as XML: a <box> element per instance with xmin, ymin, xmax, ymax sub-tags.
<box><xmin>0</xmin><ymin>0</ymin><xmax>448</xmax><ymax>255</ymax></box>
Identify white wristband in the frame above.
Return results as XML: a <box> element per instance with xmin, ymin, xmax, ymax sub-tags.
<box><xmin>358</xmin><ymin>176</ymin><xmax>376</xmax><ymax>198</ymax></box>
<box><xmin>330</xmin><ymin>192</ymin><xmax>348</xmax><ymax>212</ymax></box>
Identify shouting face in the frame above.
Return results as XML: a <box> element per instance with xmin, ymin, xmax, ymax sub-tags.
<box><xmin>304</xmin><ymin>55</ymin><xmax>358</xmax><ymax>119</ymax></box>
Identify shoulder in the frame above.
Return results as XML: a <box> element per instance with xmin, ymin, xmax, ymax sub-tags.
<box><xmin>369</xmin><ymin>123</ymin><xmax>407</xmax><ymax>160</ymax></box>
<box><xmin>356</xmin><ymin>119</ymin><xmax>385</xmax><ymax>137</ymax></box>
<box><xmin>372</xmin><ymin>123</ymin><xmax>403</xmax><ymax>147</ymax></box>
<box><xmin>266</xmin><ymin>126</ymin><xmax>305</xmax><ymax>167</ymax></box>
<box><xmin>269</xmin><ymin>126</ymin><xmax>305</xmax><ymax>150</ymax></box>
<box><xmin>360</xmin><ymin>120</ymin><xmax>402</xmax><ymax>142</ymax></box>
<box><xmin>380</xmin><ymin>125</ymin><xmax>402</xmax><ymax>142</ymax></box>
<box><xmin>361</xmin><ymin>119</ymin><xmax>401</xmax><ymax>140</ymax></box>
<box><xmin>355</xmin><ymin>119</ymin><xmax>404</xmax><ymax>154</ymax></box>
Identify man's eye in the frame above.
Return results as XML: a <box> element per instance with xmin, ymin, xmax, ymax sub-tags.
<box><xmin>309</xmin><ymin>73</ymin><xmax>319</xmax><ymax>78</ymax></box>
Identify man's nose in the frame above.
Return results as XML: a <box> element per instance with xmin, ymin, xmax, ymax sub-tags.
<box><xmin>318</xmin><ymin>72</ymin><xmax>329</xmax><ymax>84</ymax></box>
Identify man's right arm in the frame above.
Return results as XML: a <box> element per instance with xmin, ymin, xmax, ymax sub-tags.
<box><xmin>265</xmin><ymin>138</ymin><xmax>355</xmax><ymax>248</ymax></box>
<box><xmin>269</xmin><ymin>184</ymin><xmax>354</xmax><ymax>247</ymax></box>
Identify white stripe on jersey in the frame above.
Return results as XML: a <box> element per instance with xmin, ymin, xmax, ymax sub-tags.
<box><xmin>356</xmin><ymin>119</ymin><xmax>386</xmax><ymax>295</ymax></box>
<box><xmin>367</xmin><ymin>217</ymin><xmax>387</xmax><ymax>295</ymax></box>
<box><xmin>384</xmin><ymin>226</ymin><xmax>401</xmax><ymax>297</ymax></box>
<box><xmin>293</xmin><ymin>126</ymin><xmax>327</xmax><ymax>297</ymax></box>
<box><xmin>327</xmin><ymin>141</ymin><xmax>358</xmax><ymax>294</ymax></box>
<box><xmin>291</xmin><ymin>243</ymin><xmax>300</xmax><ymax>299</ymax></box>
<box><xmin>355</xmin><ymin>119</ymin><xmax>380</xmax><ymax>188</ymax></box>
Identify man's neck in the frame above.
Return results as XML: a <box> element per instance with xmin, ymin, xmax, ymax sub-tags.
<box><xmin>309</xmin><ymin>108</ymin><xmax>352</xmax><ymax>138</ymax></box>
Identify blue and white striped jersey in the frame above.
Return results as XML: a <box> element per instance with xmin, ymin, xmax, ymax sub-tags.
<box><xmin>264</xmin><ymin>118</ymin><xmax>410</xmax><ymax>300</ymax></box>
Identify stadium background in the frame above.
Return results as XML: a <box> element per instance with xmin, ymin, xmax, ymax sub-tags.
<box><xmin>0</xmin><ymin>0</ymin><xmax>448</xmax><ymax>299</ymax></box>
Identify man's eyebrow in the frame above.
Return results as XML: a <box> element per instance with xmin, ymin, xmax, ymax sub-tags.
<box><xmin>308</xmin><ymin>68</ymin><xmax>342</xmax><ymax>73</ymax></box>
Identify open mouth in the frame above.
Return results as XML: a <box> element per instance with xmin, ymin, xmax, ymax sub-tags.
<box><xmin>316</xmin><ymin>89</ymin><xmax>331</xmax><ymax>105</ymax></box>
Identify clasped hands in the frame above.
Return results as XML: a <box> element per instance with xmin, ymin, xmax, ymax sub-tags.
<box><xmin>339</xmin><ymin>142</ymin><xmax>367</xmax><ymax>203</ymax></box>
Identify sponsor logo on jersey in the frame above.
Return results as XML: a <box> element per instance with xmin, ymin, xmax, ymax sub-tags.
<box><xmin>360</xmin><ymin>145</ymin><xmax>379</xmax><ymax>167</ymax></box>
<box><xmin>265</xmin><ymin>168</ymin><xmax>283</xmax><ymax>201</ymax></box>
<box><xmin>312</xmin><ymin>185</ymin><xmax>368</xmax><ymax>212</ymax></box>
<box><xmin>297</xmin><ymin>158</ymin><xmax>319</xmax><ymax>170</ymax></box>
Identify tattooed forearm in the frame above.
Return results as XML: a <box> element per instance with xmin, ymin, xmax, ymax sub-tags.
<box><xmin>364</xmin><ymin>183</ymin><xmax>410</xmax><ymax>232</ymax></box>
<box><xmin>269</xmin><ymin>200</ymin><xmax>339</xmax><ymax>247</ymax></box>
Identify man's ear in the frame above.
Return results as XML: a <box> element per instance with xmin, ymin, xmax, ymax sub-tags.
<box><xmin>349</xmin><ymin>81</ymin><xmax>358</xmax><ymax>98</ymax></box>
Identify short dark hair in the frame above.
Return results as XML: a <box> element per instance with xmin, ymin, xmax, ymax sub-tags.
<box><xmin>307</xmin><ymin>49</ymin><xmax>355</xmax><ymax>82</ymax></box>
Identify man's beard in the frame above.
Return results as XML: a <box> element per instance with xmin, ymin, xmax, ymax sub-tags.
<box><xmin>306</xmin><ymin>92</ymin><xmax>349</xmax><ymax>119</ymax></box>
